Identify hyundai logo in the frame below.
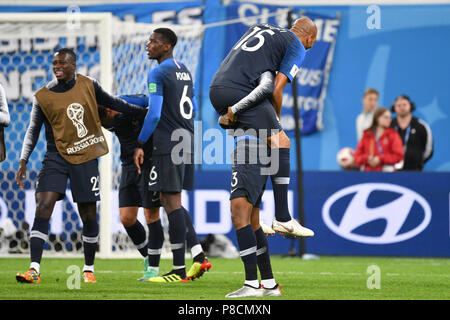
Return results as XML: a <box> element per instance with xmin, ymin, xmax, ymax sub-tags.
<box><xmin>322</xmin><ymin>183</ymin><xmax>431</xmax><ymax>244</ymax></box>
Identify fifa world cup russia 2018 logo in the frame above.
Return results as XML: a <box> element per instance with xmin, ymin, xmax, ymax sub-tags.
<box><xmin>67</xmin><ymin>103</ymin><xmax>88</xmax><ymax>138</ymax></box>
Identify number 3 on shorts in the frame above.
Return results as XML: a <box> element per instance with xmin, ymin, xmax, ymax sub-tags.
<box><xmin>231</xmin><ymin>171</ymin><xmax>238</xmax><ymax>187</ymax></box>
<box><xmin>231</xmin><ymin>171</ymin><xmax>239</xmax><ymax>193</ymax></box>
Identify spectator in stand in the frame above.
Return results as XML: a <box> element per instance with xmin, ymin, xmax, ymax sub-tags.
<box><xmin>356</xmin><ymin>88</ymin><xmax>379</xmax><ymax>142</ymax></box>
<box><xmin>354</xmin><ymin>107</ymin><xmax>404</xmax><ymax>172</ymax></box>
<box><xmin>390</xmin><ymin>95</ymin><xmax>433</xmax><ymax>171</ymax></box>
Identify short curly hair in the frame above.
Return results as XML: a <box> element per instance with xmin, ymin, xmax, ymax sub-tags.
<box><xmin>153</xmin><ymin>28</ymin><xmax>178</xmax><ymax>47</ymax></box>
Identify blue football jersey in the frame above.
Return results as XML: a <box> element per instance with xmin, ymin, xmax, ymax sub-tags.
<box><xmin>211</xmin><ymin>24</ymin><xmax>306</xmax><ymax>92</ymax></box>
<box><xmin>147</xmin><ymin>58</ymin><xmax>195</xmax><ymax>155</ymax></box>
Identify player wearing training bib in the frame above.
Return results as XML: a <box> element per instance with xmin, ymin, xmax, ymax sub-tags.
<box><xmin>210</xmin><ymin>18</ymin><xmax>317</xmax><ymax>298</ymax></box>
<box><xmin>15</xmin><ymin>48</ymin><xmax>146</xmax><ymax>285</ymax></box>
<box><xmin>134</xmin><ymin>28</ymin><xmax>211</xmax><ymax>283</ymax></box>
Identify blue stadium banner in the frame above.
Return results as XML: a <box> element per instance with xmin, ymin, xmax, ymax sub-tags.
<box><xmin>224</xmin><ymin>2</ymin><xmax>340</xmax><ymax>135</ymax></box>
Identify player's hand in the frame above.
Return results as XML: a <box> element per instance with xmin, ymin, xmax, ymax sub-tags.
<box><xmin>218</xmin><ymin>107</ymin><xmax>237</xmax><ymax>129</ymax></box>
<box><xmin>16</xmin><ymin>159</ymin><xmax>27</xmax><ymax>189</ymax></box>
<box><xmin>134</xmin><ymin>147</ymin><xmax>144</xmax><ymax>174</ymax></box>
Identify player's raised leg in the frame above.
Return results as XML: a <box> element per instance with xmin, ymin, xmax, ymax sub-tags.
<box><xmin>121</xmin><ymin>207</ymin><xmax>148</xmax><ymax>256</ymax></box>
<box><xmin>120</xmin><ymin>206</ymin><xmax>154</xmax><ymax>280</ymax></box>
<box><xmin>267</xmin><ymin>131</ymin><xmax>314</xmax><ymax>238</ymax></box>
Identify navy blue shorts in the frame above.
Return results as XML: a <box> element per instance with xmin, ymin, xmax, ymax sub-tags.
<box><xmin>119</xmin><ymin>165</ymin><xmax>161</xmax><ymax>208</ymax></box>
<box><xmin>209</xmin><ymin>85</ymin><xmax>282</xmax><ymax>136</ymax></box>
<box><xmin>36</xmin><ymin>151</ymin><xmax>100</xmax><ymax>203</ymax></box>
<box><xmin>147</xmin><ymin>153</ymin><xmax>194</xmax><ymax>193</ymax></box>
<box><xmin>229</xmin><ymin>139</ymin><xmax>270</xmax><ymax>208</ymax></box>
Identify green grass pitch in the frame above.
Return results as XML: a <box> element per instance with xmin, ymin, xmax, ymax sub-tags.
<box><xmin>1</xmin><ymin>256</ymin><xmax>449</xmax><ymax>300</ymax></box>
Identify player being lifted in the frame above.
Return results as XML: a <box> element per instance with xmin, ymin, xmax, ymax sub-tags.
<box><xmin>15</xmin><ymin>48</ymin><xmax>146</xmax><ymax>284</ymax></box>
<box><xmin>99</xmin><ymin>94</ymin><xmax>210</xmax><ymax>281</ymax></box>
<box><xmin>210</xmin><ymin>18</ymin><xmax>317</xmax><ymax>297</ymax></box>
<box><xmin>133</xmin><ymin>28</ymin><xmax>211</xmax><ymax>283</ymax></box>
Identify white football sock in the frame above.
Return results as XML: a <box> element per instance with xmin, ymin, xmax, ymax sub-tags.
<box><xmin>30</xmin><ymin>262</ymin><xmax>40</xmax><ymax>274</ymax></box>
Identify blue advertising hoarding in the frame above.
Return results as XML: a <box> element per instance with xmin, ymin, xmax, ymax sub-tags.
<box><xmin>0</xmin><ymin>170</ymin><xmax>448</xmax><ymax>257</ymax></box>
<box><xmin>189</xmin><ymin>170</ymin><xmax>450</xmax><ymax>257</ymax></box>
<box><xmin>302</xmin><ymin>171</ymin><xmax>450</xmax><ymax>257</ymax></box>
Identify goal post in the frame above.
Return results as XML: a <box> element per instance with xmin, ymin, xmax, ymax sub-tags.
<box><xmin>0</xmin><ymin>12</ymin><xmax>204</xmax><ymax>258</ymax></box>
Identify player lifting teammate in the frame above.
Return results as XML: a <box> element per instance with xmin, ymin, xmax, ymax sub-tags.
<box><xmin>210</xmin><ymin>18</ymin><xmax>317</xmax><ymax>297</ymax></box>
<box><xmin>133</xmin><ymin>28</ymin><xmax>211</xmax><ymax>283</ymax></box>
<box><xmin>15</xmin><ymin>48</ymin><xmax>146</xmax><ymax>284</ymax></box>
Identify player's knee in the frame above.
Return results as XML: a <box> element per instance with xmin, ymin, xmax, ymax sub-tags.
<box><xmin>231</xmin><ymin>213</ymin><xmax>247</xmax><ymax>230</ymax></box>
<box><xmin>78</xmin><ymin>202</ymin><xmax>97</xmax><ymax>223</ymax></box>
<box><xmin>144</xmin><ymin>208</ymin><xmax>160</xmax><ymax>224</ymax></box>
<box><xmin>35</xmin><ymin>201</ymin><xmax>54</xmax><ymax>219</ymax></box>
<box><xmin>120</xmin><ymin>213</ymin><xmax>137</xmax><ymax>227</ymax></box>
<box><xmin>230</xmin><ymin>199</ymin><xmax>251</xmax><ymax>229</ymax></box>
<box><xmin>160</xmin><ymin>192</ymin><xmax>181</xmax><ymax>214</ymax></box>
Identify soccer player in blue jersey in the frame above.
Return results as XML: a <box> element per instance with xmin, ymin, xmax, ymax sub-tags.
<box><xmin>99</xmin><ymin>94</ymin><xmax>210</xmax><ymax>282</ymax></box>
<box><xmin>210</xmin><ymin>18</ymin><xmax>317</xmax><ymax>298</ymax></box>
<box><xmin>134</xmin><ymin>28</ymin><xmax>211</xmax><ymax>283</ymax></box>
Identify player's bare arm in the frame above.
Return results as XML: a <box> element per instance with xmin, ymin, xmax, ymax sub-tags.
<box><xmin>270</xmin><ymin>72</ymin><xmax>290</xmax><ymax>119</ymax></box>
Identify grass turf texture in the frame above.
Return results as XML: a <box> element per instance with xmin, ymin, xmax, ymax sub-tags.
<box><xmin>1</xmin><ymin>256</ymin><xmax>449</xmax><ymax>300</ymax></box>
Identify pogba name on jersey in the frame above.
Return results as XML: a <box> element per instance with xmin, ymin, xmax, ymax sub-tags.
<box><xmin>176</xmin><ymin>72</ymin><xmax>191</xmax><ymax>81</ymax></box>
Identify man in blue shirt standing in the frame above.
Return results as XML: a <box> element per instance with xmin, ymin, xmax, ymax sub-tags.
<box><xmin>134</xmin><ymin>28</ymin><xmax>211</xmax><ymax>283</ymax></box>
<box><xmin>210</xmin><ymin>17</ymin><xmax>317</xmax><ymax>298</ymax></box>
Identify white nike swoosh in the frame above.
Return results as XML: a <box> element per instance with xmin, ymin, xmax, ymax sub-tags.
<box><xmin>94</xmin><ymin>192</ymin><xmax>100</xmax><ymax>196</ymax></box>
<box><xmin>149</xmin><ymin>182</ymin><xmax>157</xmax><ymax>186</ymax></box>
<box><xmin>231</xmin><ymin>188</ymin><xmax>237</xmax><ymax>193</ymax></box>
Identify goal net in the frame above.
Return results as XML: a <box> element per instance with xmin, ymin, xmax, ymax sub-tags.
<box><xmin>0</xmin><ymin>13</ymin><xmax>204</xmax><ymax>258</ymax></box>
